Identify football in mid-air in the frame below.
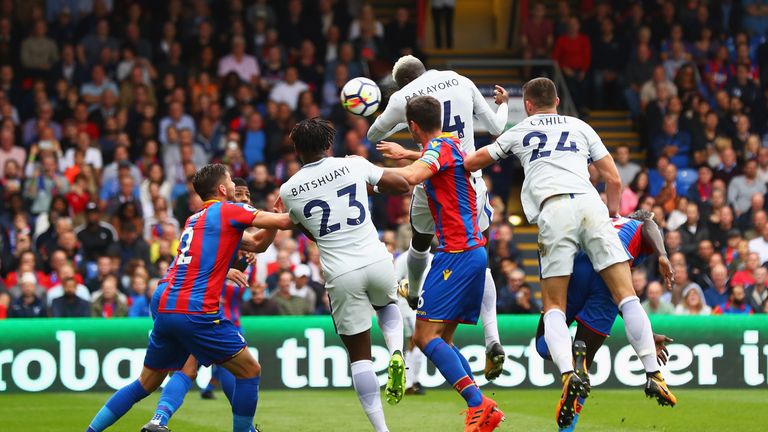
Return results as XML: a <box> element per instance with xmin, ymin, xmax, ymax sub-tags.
<box><xmin>340</xmin><ymin>77</ymin><xmax>381</xmax><ymax>116</ymax></box>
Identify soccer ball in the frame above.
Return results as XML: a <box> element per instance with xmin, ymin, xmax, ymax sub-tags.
<box><xmin>340</xmin><ymin>77</ymin><xmax>381</xmax><ymax>117</ymax></box>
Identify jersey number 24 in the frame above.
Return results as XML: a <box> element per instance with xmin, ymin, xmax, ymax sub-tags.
<box><xmin>303</xmin><ymin>184</ymin><xmax>366</xmax><ymax>237</ymax></box>
<box><xmin>523</xmin><ymin>131</ymin><xmax>578</xmax><ymax>162</ymax></box>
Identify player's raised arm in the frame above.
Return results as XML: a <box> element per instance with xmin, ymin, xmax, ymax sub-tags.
<box><xmin>463</xmin><ymin>128</ymin><xmax>516</xmax><ymax>172</ymax></box>
<box><xmin>471</xmin><ymin>79</ymin><xmax>509</xmax><ymax>135</ymax></box>
<box><xmin>240</xmin><ymin>228</ymin><xmax>278</xmax><ymax>253</ymax></box>
<box><xmin>634</xmin><ymin>210</ymin><xmax>675</xmax><ymax>288</ymax></box>
<box><xmin>250</xmin><ymin>209</ymin><xmax>294</xmax><ymax>230</ymax></box>
<box><xmin>375</xmin><ymin>170</ymin><xmax>410</xmax><ymax>194</ymax></box>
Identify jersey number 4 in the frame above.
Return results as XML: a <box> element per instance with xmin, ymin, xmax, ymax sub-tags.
<box><xmin>442</xmin><ymin>101</ymin><xmax>465</xmax><ymax>139</ymax></box>
<box><xmin>522</xmin><ymin>131</ymin><xmax>578</xmax><ymax>162</ymax></box>
<box><xmin>303</xmin><ymin>184</ymin><xmax>366</xmax><ymax>237</ymax></box>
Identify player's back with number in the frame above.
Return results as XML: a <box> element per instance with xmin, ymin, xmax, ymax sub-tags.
<box><xmin>279</xmin><ymin>157</ymin><xmax>391</xmax><ymax>281</ymax></box>
<box><xmin>493</xmin><ymin>113</ymin><xmax>608</xmax><ymax>223</ymax></box>
<box><xmin>157</xmin><ymin>201</ymin><xmax>258</xmax><ymax>314</ymax></box>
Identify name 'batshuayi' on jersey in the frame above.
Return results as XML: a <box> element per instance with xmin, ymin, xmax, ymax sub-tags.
<box><xmin>418</xmin><ymin>134</ymin><xmax>486</xmax><ymax>252</ymax></box>
<box><xmin>158</xmin><ymin>200</ymin><xmax>259</xmax><ymax>314</ymax></box>
<box><xmin>369</xmin><ymin>69</ymin><xmax>507</xmax><ymax>162</ymax></box>
<box><xmin>279</xmin><ymin>157</ymin><xmax>392</xmax><ymax>282</ymax></box>
<box><xmin>487</xmin><ymin>113</ymin><xmax>610</xmax><ymax>223</ymax></box>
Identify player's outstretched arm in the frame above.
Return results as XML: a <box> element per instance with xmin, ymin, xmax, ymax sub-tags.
<box><xmin>376</xmin><ymin>170</ymin><xmax>410</xmax><ymax>195</ymax></box>
<box><xmin>251</xmin><ymin>210</ymin><xmax>294</xmax><ymax>230</ymax></box>
<box><xmin>376</xmin><ymin>141</ymin><xmax>422</xmax><ymax>161</ymax></box>
<box><xmin>591</xmin><ymin>154</ymin><xmax>622</xmax><ymax>216</ymax></box>
<box><xmin>463</xmin><ymin>147</ymin><xmax>496</xmax><ymax>172</ymax></box>
<box><xmin>240</xmin><ymin>228</ymin><xmax>278</xmax><ymax>253</ymax></box>
<box><xmin>640</xmin><ymin>217</ymin><xmax>675</xmax><ymax>288</ymax></box>
<box><xmin>384</xmin><ymin>161</ymin><xmax>434</xmax><ymax>185</ymax></box>
<box><xmin>472</xmin><ymin>83</ymin><xmax>509</xmax><ymax>135</ymax></box>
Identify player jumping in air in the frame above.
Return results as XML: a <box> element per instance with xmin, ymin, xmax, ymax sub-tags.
<box><xmin>464</xmin><ymin>77</ymin><xmax>677</xmax><ymax>428</ymax></box>
<box><xmin>278</xmin><ymin>118</ymin><xmax>410</xmax><ymax>432</ymax></box>
<box><xmin>535</xmin><ymin>210</ymin><xmax>675</xmax><ymax>431</ymax></box>
<box><xmin>141</xmin><ymin>177</ymin><xmax>263</xmax><ymax>432</ymax></box>
<box><xmin>369</xmin><ymin>55</ymin><xmax>509</xmax><ymax>380</ymax></box>
<box><xmin>85</xmin><ymin>164</ymin><xmax>292</xmax><ymax>432</ymax></box>
<box><xmin>385</xmin><ymin>96</ymin><xmax>504</xmax><ymax>432</ymax></box>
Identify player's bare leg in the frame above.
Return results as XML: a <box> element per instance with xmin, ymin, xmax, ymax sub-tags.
<box><xmin>86</xmin><ymin>367</ymin><xmax>167</xmax><ymax>432</ymax></box>
<box><xmin>340</xmin><ymin>331</ymin><xmax>391</xmax><ymax>432</ymax></box>
<box><xmin>220</xmin><ymin>348</ymin><xmax>262</xmax><ymax>432</ymax></box>
<box><xmin>414</xmin><ymin>321</ymin><xmax>504</xmax><ymax>432</ymax></box>
<box><xmin>481</xmin><ymin>229</ymin><xmax>504</xmax><ymax>381</ymax></box>
<box><xmin>142</xmin><ymin>355</ymin><xmax>199</xmax><ymax>432</ymax></box>
<box><xmin>599</xmin><ymin>262</ymin><xmax>677</xmax><ymax>407</ymax></box>
<box><xmin>541</xmin><ymin>275</ymin><xmax>590</xmax><ymax>429</ymax></box>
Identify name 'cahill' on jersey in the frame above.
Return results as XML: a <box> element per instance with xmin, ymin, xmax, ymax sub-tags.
<box><xmin>279</xmin><ymin>157</ymin><xmax>392</xmax><ymax>282</ymax></box>
<box><xmin>487</xmin><ymin>113</ymin><xmax>610</xmax><ymax>223</ymax></box>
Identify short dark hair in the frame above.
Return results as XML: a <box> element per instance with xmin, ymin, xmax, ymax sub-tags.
<box><xmin>233</xmin><ymin>177</ymin><xmax>248</xmax><ymax>187</ymax></box>
<box><xmin>628</xmin><ymin>209</ymin><xmax>654</xmax><ymax>221</ymax></box>
<box><xmin>406</xmin><ymin>96</ymin><xmax>442</xmax><ymax>132</ymax></box>
<box><xmin>290</xmin><ymin>118</ymin><xmax>335</xmax><ymax>155</ymax></box>
<box><xmin>522</xmin><ymin>77</ymin><xmax>558</xmax><ymax>108</ymax></box>
<box><xmin>193</xmin><ymin>163</ymin><xmax>229</xmax><ymax>200</ymax></box>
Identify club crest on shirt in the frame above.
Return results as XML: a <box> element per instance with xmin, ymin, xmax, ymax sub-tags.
<box><xmin>443</xmin><ymin>269</ymin><xmax>452</xmax><ymax>280</ymax></box>
<box><xmin>242</xmin><ymin>204</ymin><xmax>258</xmax><ymax>212</ymax></box>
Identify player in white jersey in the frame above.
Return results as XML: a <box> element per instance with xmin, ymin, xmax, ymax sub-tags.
<box><xmin>464</xmin><ymin>78</ymin><xmax>677</xmax><ymax>429</ymax></box>
<box><xmin>367</xmin><ymin>55</ymin><xmax>509</xmax><ymax>380</ymax></box>
<box><xmin>279</xmin><ymin>119</ymin><xmax>409</xmax><ymax>432</ymax></box>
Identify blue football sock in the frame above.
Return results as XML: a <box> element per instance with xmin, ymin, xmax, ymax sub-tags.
<box><xmin>423</xmin><ymin>338</ymin><xmax>483</xmax><ymax>407</ymax></box>
<box><xmin>87</xmin><ymin>379</ymin><xmax>150</xmax><ymax>431</ymax></box>
<box><xmin>452</xmin><ymin>345</ymin><xmax>474</xmax><ymax>379</ymax></box>
<box><xmin>153</xmin><ymin>373</ymin><xmax>193</xmax><ymax>426</ymax></box>
<box><xmin>231</xmin><ymin>376</ymin><xmax>260</xmax><ymax>432</ymax></box>
<box><xmin>219</xmin><ymin>367</ymin><xmax>237</xmax><ymax>404</ymax></box>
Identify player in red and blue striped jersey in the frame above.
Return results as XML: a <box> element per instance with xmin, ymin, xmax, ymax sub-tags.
<box><xmin>86</xmin><ymin>164</ymin><xmax>291</xmax><ymax>432</ymax></box>
<box><xmin>534</xmin><ymin>210</ymin><xmax>676</xmax><ymax>431</ymax></box>
<box><xmin>385</xmin><ymin>96</ymin><xmax>504</xmax><ymax>432</ymax></box>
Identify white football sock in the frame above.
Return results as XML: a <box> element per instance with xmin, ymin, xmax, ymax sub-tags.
<box><xmin>376</xmin><ymin>303</ymin><xmax>404</xmax><ymax>355</ymax></box>
<box><xmin>351</xmin><ymin>360</ymin><xmax>389</xmax><ymax>432</ymax></box>
<box><xmin>618</xmin><ymin>296</ymin><xmax>658</xmax><ymax>373</ymax></box>
<box><xmin>481</xmin><ymin>268</ymin><xmax>501</xmax><ymax>348</ymax></box>
<box><xmin>405</xmin><ymin>346</ymin><xmax>424</xmax><ymax>388</ymax></box>
<box><xmin>407</xmin><ymin>245</ymin><xmax>430</xmax><ymax>298</ymax></box>
<box><xmin>543</xmin><ymin>309</ymin><xmax>574</xmax><ymax>374</ymax></box>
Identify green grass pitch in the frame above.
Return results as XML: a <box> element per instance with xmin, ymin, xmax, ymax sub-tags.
<box><xmin>1</xmin><ymin>389</ymin><xmax>764</xmax><ymax>431</ymax></box>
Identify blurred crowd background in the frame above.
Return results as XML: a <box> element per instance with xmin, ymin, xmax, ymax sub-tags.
<box><xmin>0</xmin><ymin>0</ymin><xmax>766</xmax><ymax>320</ymax></box>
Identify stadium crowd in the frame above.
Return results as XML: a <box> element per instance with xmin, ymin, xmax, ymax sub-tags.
<box><xmin>0</xmin><ymin>0</ymin><xmax>766</xmax><ymax>320</ymax></box>
<box><xmin>519</xmin><ymin>0</ymin><xmax>768</xmax><ymax>316</ymax></box>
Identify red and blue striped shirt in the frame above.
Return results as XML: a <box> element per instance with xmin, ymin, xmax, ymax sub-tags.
<box><xmin>158</xmin><ymin>200</ymin><xmax>258</xmax><ymax>314</ymax></box>
<box><xmin>221</xmin><ymin>264</ymin><xmax>255</xmax><ymax>327</ymax></box>
<box><xmin>613</xmin><ymin>217</ymin><xmax>653</xmax><ymax>266</ymax></box>
<box><xmin>418</xmin><ymin>134</ymin><xmax>485</xmax><ymax>252</ymax></box>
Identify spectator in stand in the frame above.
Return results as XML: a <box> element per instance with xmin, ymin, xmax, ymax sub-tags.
<box><xmin>80</xmin><ymin>65</ymin><xmax>119</xmax><ymax>110</ymax></box>
<box><xmin>620</xmin><ymin>171</ymin><xmax>649</xmax><ymax>216</ymax></box>
<box><xmin>615</xmin><ymin>145</ymin><xmax>641</xmax><ymax>186</ymax></box>
<box><xmin>91</xmin><ymin>274</ymin><xmax>128</xmax><ymax>318</ymax></box>
<box><xmin>744</xmin><ymin>208</ymin><xmax>767</xmax><ymax>240</ymax></box>
<box><xmin>652</xmin><ymin>114</ymin><xmax>692</xmax><ymax>168</ymax></box>
<box><xmin>727</xmin><ymin>63</ymin><xmax>760</xmax><ymax>109</ymax></box>
<box><xmin>497</xmin><ymin>268</ymin><xmax>526</xmax><ymax>313</ymax></box>
<box><xmin>291</xmin><ymin>264</ymin><xmax>317</xmax><ymax>315</ymax></box>
<box><xmin>688</xmin><ymin>164</ymin><xmax>713</xmax><ymax>204</ymax></box>
<box><xmin>729</xmin><ymin>159</ymin><xmax>766</xmax><ymax>216</ymax></box>
<box><xmin>713</xmin><ymin>284</ymin><xmax>753</xmax><ymax>314</ymax></box>
<box><xmin>0</xmin><ymin>129</ymin><xmax>25</xmax><ymax>177</ymax></box>
<box><xmin>679</xmin><ymin>202</ymin><xmax>710</xmax><ymax>260</ymax></box>
<box><xmin>671</xmin><ymin>261</ymin><xmax>702</xmax><ymax>306</ymax></box>
<box><xmin>127</xmin><ymin>272</ymin><xmax>150</xmax><ymax>317</ymax></box>
<box><xmin>106</xmin><ymin>222</ymin><xmax>150</xmax><ymax>272</ymax></box>
<box><xmin>158</xmin><ymin>102</ymin><xmax>195</xmax><ymax>145</ymax></box>
<box><xmin>749</xmin><ymin>222</ymin><xmax>768</xmax><ymax>264</ymax></box>
<box><xmin>675</xmin><ymin>284</ymin><xmax>712</xmax><ymax>315</ymax></box>
<box><xmin>742</xmin><ymin>0</ymin><xmax>768</xmax><ymax>36</ymax></box>
<box><xmin>8</xmin><ymin>272</ymin><xmax>46</xmax><ymax>318</ymax></box>
<box><xmin>713</xmin><ymin>147</ymin><xmax>741</xmax><ymax>184</ymax></box>
<box><xmin>640</xmin><ymin>66</ymin><xmax>678</xmax><ymax>112</ymax></box>
<box><xmin>78</xmin><ymin>18</ymin><xmax>118</xmax><ymax>66</ymax></box>
<box><xmin>746</xmin><ymin>266</ymin><xmax>768</xmax><ymax>311</ymax></box>
<box><xmin>642</xmin><ymin>281</ymin><xmax>675</xmax><ymax>315</ymax></box>
<box><xmin>624</xmin><ymin>43</ymin><xmax>657</xmax><ymax>118</ymax></box>
<box><xmin>272</xmin><ymin>270</ymin><xmax>309</xmax><ymax>316</ymax></box>
<box><xmin>431</xmin><ymin>0</ymin><xmax>455</xmax><ymax>49</ymax></box>
<box><xmin>552</xmin><ymin>17</ymin><xmax>591</xmax><ymax>112</ymax></box>
<box><xmin>20</xmin><ymin>20</ymin><xmax>58</xmax><ymax>77</ymax></box>
<box><xmin>50</xmin><ymin>276</ymin><xmax>90</xmax><ymax>318</ymax></box>
<box><xmin>241</xmin><ymin>282</ymin><xmax>279</xmax><ymax>316</ymax></box>
<box><xmin>217</xmin><ymin>36</ymin><xmax>260</xmax><ymax>84</ymax></box>
<box><xmin>269</xmin><ymin>66</ymin><xmax>309</xmax><ymax>111</ymax></box>
<box><xmin>385</xmin><ymin>7</ymin><xmax>418</xmax><ymax>63</ymax></box>
<box><xmin>704</xmin><ymin>263</ymin><xmax>731</xmax><ymax>307</ymax></box>
<box><xmin>520</xmin><ymin>3</ymin><xmax>554</xmax><ymax>79</ymax></box>
<box><xmin>733</xmin><ymin>252</ymin><xmax>761</xmax><ymax>286</ymax></box>
<box><xmin>656</xmin><ymin>163</ymin><xmax>679</xmax><ymax>213</ymax></box>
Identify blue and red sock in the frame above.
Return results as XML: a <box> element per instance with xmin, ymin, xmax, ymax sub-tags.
<box><xmin>153</xmin><ymin>372</ymin><xmax>193</xmax><ymax>426</ymax></box>
<box><xmin>423</xmin><ymin>338</ymin><xmax>482</xmax><ymax>407</ymax></box>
